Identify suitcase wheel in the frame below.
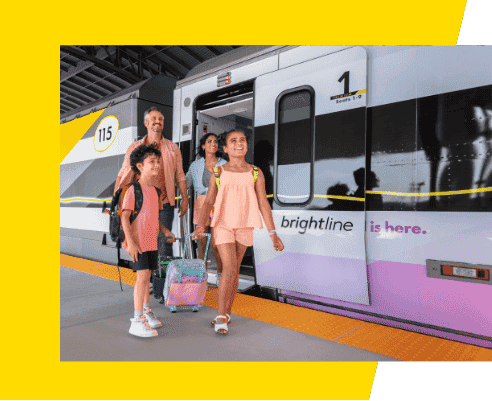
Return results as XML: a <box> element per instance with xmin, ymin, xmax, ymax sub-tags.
<box><xmin>170</xmin><ymin>306</ymin><xmax>177</xmax><ymax>313</ymax></box>
<box><xmin>192</xmin><ymin>306</ymin><xmax>199</xmax><ymax>312</ymax></box>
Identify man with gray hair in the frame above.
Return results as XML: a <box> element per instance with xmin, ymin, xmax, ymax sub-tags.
<box><xmin>115</xmin><ymin>107</ymin><xmax>189</xmax><ymax>261</ymax></box>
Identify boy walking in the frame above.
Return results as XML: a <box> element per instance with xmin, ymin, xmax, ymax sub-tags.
<box><xmin>122</xmin><ymin>144</ymin><xmax>176</xmax><ymax>337</ymax></box>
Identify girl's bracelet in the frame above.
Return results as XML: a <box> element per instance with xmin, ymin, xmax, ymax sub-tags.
<box><xmin>269</xmin><ymin>230</ymin><xmax>277</xmax><ymax>236</ymax></box>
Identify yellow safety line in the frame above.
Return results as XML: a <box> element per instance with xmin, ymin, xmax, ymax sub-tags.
<box><xmin>264</xmin><ymin>194</ymin><xmax>364</xmax><ymax>201</ymax></box>
<box><xmin>61</xmin><ymin>194</ymin><xmax>364</xmax><ymax>203</ymax></box>
<box><xmin>60</xmin><ymin>198</ymin><xmax>112</xmax><ymax>203</ymax></box>
<box><xmin>61</xmin><ymin>186</ymin><xmax>492</xmax><ymax>204</ymax></box>
<box><xmin>356</xmin><ymin>89</ymin><xmax>367</xmax><ymax>95</ymax></box>
<box><xmin>315</xmin><ymin>194</ymin><xmax>365</xmax><ymax>201</ymax></box>
<box><xmin>367</xmin><ymin>186</ymin><xmax>492</xmax><ymax>197</ymax></box>
<box><xmin>61</xmin><ymin>195</ymin><xmax>190</xmax><ymax>203</ymax></box>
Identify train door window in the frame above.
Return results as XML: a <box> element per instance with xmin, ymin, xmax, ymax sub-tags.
<box><xmin>194</xmin><ymin>81</ymin><xmax>255</xmax><ymax>165</ymax></box>
<box><xmin>274</xmin><ymin>87</ymin><xmax>315</xmax><ymax>206</ymax></box>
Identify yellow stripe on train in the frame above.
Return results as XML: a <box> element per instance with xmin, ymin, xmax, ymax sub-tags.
<box><xmin>366</xmin><ymin>186</ymin><xmax>492</xmax><ymax>197</ymax></box>
<box><xmin>60</xmin><ymin>186</ymin><xmax>492</xmax><ymax>204</ymax></box>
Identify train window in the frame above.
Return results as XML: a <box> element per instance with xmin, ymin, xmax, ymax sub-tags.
<box><xmin>274</xmin><ymin>86</ymin><xmax>315</xmax><ymax>206</ymax></box>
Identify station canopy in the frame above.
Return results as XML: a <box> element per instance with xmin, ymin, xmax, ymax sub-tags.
<box><xmin>60</xmin><ymin>45</ymin><xmax>243</xmax><ymax>120</ymax></box>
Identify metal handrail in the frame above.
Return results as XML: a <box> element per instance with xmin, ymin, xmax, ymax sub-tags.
<box><xmin>177</xmin><ymin>189</ymin><xmax>195</xmax><ymax>260</ymax></box>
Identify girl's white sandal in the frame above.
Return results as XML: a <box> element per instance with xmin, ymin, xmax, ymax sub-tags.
<box><xmin>211</xmin><ymin>313</ymin><xmax>231</xmax><ymax>326</ymax></box>
<box><xmin>214</xmin><ymin>315</ymin><xmax>229</xmax><ymax>335</ymax></box>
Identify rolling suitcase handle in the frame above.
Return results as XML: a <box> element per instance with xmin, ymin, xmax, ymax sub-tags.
<box><xmin>159</xmin><ymin>235</ymin><xmax>183</xmax><ymax>277</ymax></box>
<box><xmin>154</xmin><ymin>235</ymin><xmax>177</xmax><ymax>303</ymax></box>
<box><xmin>177</xmin><ymin>233</ymin><xmax>211</xmax><ymax>284</ymax></box>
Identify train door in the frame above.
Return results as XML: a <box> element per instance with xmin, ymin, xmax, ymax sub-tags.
<box><xmin>192</xmin><ymin>82</ymin><xmax>257</xmax><ymax>290</ymax></box>
<box><xmin>253</xmin><ymin>47</ymin><xmax>370</xmax><ymax>305</ymax></box>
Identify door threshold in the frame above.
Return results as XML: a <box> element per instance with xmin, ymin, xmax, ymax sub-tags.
<box><xmin>207</xmin><ymin>272</ymin><xmax>255</xmax><ymax>293</ymax></box>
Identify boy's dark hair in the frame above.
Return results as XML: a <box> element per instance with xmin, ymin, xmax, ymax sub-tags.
<box><xmin>130</xmin><ymin>144</ymin><xmax>162</xmax><ymax>175</ymax></box>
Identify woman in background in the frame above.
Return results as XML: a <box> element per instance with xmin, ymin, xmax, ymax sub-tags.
<box><xmin>186</xmin><ymin>133</ymin><xmax>227</xmax><ymax>274</ymax></box>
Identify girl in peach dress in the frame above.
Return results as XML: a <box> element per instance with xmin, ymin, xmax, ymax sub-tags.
<box><xmin>193</xmin><ymin>130</ymin><xmax>285</xmax><ymax>335</ymax></box>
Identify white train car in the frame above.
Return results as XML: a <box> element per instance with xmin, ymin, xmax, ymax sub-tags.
<box><xmin>60</xmin><ymin>74</ymin><xmax>178</xmax><ymax>266</ymax></box>
<box><xmin>173</xmin><ymin>46</ymin><xmax>492</xmax><ymax>345</ymax></box>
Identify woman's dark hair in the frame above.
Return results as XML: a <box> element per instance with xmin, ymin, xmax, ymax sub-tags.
<box><xmin>196</xmin><ymin>133</ymin><xmax>220</xmax><ymax>158</ymax></box>
<box><xmin>130</xmin><ymin>144</ymin><xmax>161</xmax><ymax>175</ymax></box>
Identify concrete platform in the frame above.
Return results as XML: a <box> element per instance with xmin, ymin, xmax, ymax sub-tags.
<box><xmin>60</xmin><ymin>266</ymin><xmax>399</xmax><ymax>362</ymax></box>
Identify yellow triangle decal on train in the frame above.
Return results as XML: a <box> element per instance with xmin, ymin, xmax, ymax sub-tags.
<box><xmin>60</xmin><ymin>109</ymin><xmax>105</xmax><ymax>163</ymax></box>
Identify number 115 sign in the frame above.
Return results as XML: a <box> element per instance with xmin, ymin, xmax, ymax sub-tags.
<box><xmin>93</xmin><ymin>115</ymin><xmax>119</xmax><ymax>152</ymax></box>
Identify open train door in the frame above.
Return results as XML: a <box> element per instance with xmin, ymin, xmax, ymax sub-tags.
<box><xmin>253</xmin><ymin>47</ymin><xmax>370</xmax><ymax>305</ymax></box>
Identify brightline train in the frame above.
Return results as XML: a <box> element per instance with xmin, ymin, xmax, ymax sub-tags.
<box><xmin>61</xmin><ymin>46</ymin><xmax>492</xmax><ymax>346</ymax></box>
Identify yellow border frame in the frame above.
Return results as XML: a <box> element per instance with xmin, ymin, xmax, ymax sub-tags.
<box><xmin>3</xmin><ymin>0</ymin><xmax>475</xmax><ymax>399</ymax></box>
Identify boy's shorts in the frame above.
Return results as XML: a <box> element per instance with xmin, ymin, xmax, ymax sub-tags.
<box><xmin>213</xmin><ymin>225</ymin><xmax>254</xmax><ymax>247</ymax></box>
<box><xmin>132</xmin><ymin>250</ymin><xmax>158</xmax><ymax>272</ymax></box>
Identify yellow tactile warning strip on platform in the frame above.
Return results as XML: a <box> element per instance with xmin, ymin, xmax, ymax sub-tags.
<box><xmin>205</xmin><ymin>286</ymin><xmax>368</xmax><ymax>341</ymax></box>
<box><xmin>61</xmin><ymin>254</ymin><xmax>137</xmax><ymax>286</ymax></box>
<box><xmin>61</xmin><ymin>254</ymin><xmax>492</xmax><ymax>361</ymax></box>
<box><xmin>335</xmin><ymin>323</ymin><xmax>492</xmax><ymax>361</ymax></box>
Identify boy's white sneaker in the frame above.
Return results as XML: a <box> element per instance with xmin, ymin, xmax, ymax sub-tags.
<box><xmin>129</xmin><ymin>317</ymin><xmax>158</xmax><ymax>337</ymax></box>
<box><xmin>143</xmin><ymin>309</ymin><xmax>162</xmax><ymax>329</ymax></box>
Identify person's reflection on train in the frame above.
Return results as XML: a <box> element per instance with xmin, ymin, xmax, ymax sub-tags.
<box><xmin>325</xmin><ymin>183</ymin><xmax>351</xmax><ymax>210</ymax></box>
<box><xmin>349</xmin><ymin>168</ymin><xmax>365</xmax><ymax>211</ymax></box>
<box><xmin>483</xmin><ymin>105</ymin><xmax>492</xmax><ymax>210</ymax></box>
<box><xmin>439</xmin><ymin>103</ymin><xmax>486</xmax><ymax>210</ymax></box>
<box><xmin>253</xmin><ymin>140</ymin><xmax>274</xmax><ymax>206</ymax></box>
<box><xmin>470</xmin><ymin>104</ymin><xmax>492</xmax><ymax>209</ymax></box>
<box><xmin>366</xmin><ymin>170</ymin><xmax>383</xmax><ymax>211</ymax></box>
<box><xmin>185</xmin><ymin>133</ymin><xmax>227</xmax><ymax>276</ymax></box>
<box><xmin>418</xmin><ymin>96</ymin><xmax>443</xmax><ymax>210</ymax></box>
<box><xmin>352</xmin><ymin>168</ymin><xmax>365</xmax><ymax>199</ymax></box>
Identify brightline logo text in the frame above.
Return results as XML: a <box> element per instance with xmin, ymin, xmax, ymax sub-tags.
<box><xmin>281</xmin><ymin>215</ymin><xmax>354</xmax><ymax>234</ymax></box>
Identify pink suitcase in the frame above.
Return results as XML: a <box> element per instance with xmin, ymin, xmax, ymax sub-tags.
<box><xmin>163</xmin><ymin>233</ymin><xmax>210</xmax><ymax>312</ymax></box>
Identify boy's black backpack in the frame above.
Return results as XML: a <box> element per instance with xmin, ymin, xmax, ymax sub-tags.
<box><xmin>108</xmin><ymin>182</ymin><xmax>161</xmax><ymax>243</ymax></box>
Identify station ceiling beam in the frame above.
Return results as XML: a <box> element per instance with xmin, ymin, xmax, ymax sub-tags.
<box><xmin>205</xmin><ymin>46</ymin><xmax>221</xmax><ymax>56</ymax></box>
<box><xmin>178</xmin><ymin>46</ymin><xmax>205</xmax><ymax>63</ymax></box>
<box><xmin>60</xmin><ymin>47</ymin><xmax>117</xmax><ymax>83</ymax></box>
<box><xmin>60</xmin><ymin>46</ymin><xmax>140</xmax><ymax>85</ymax></box>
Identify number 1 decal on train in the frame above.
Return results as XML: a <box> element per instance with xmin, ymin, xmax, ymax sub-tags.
<box><xmin>331</xmin><ymin>71</ymin><xmax>367</xmax><ymax>103</ymax></box>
